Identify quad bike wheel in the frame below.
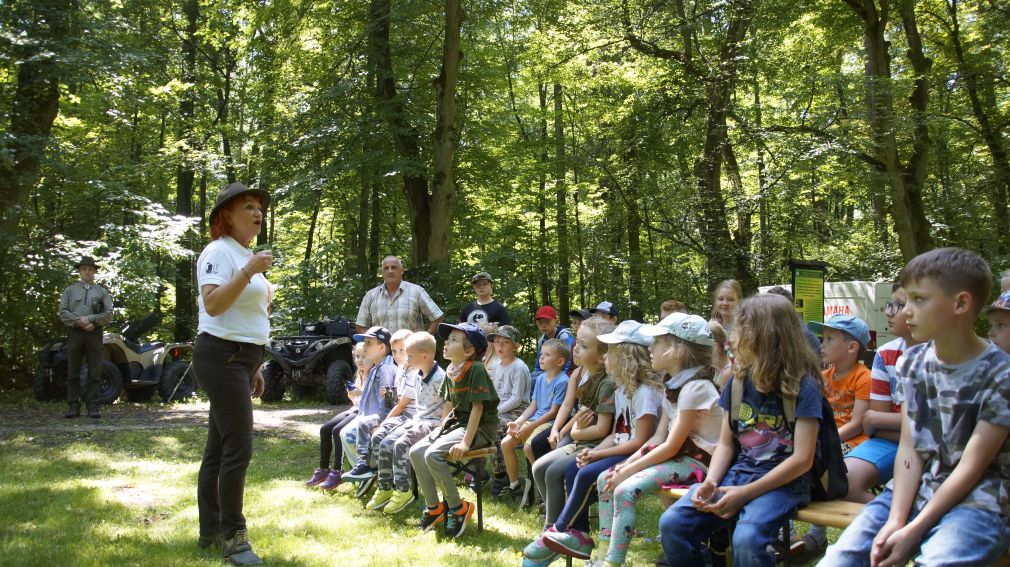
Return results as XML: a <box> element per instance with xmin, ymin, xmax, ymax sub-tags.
<box><xmin>260</xmin><ymin>360</ymin><xmax>285</xmax><ymax>402</ymax></box>
<box><xmin>86</xmin><ymin>360</ymin><xmax>123</xmax><ymax>405</ymax></box>
<box><xmin>324</xmin><ymin>360</ymin><xmax>353</xmax><ymax>405</ymax></box>
<box><xmin>160</xmin><ymin>361</ymin><xmax>196</xmax><ymax>402</ymax></box>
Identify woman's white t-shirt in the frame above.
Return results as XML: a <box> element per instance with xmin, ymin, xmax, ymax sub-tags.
<box><xmin>196</xmin><ymin>236</ymin><xmax>272</xmax><ymax>345</ymax></box>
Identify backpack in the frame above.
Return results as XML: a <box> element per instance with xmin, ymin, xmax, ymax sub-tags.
<box><xmin>730</xmin><ymin>374</ymin><xmax>848</xmax><ymax>501</ymax></box>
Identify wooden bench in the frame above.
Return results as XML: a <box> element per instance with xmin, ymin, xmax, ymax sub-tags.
<box><xmin>448</xmin><ymin>446</ymin><xmax>498</xmax><ymax>533</ymax></box>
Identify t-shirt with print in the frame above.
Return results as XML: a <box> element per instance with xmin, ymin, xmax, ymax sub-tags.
<box><xmin>871</xmin><ymin>337</ymin><xmax>906</xmax><ymax>413</ymax></box>
<box><xmin>196</xmin><ymin>236</ymin><xmax>273</xmax><ymax>345</ymax></box>
<box><xmin>440</xmin><ymin>361</ymin><xmax>500</xmax><ymax>449</ymax></box>
<box><xmin>359</xmin><ymin>355</ymin><xmax>398</xmax><ymax>418</ymax></box>
<box><xmin>612</xmin><ymin>383</ymin><xmax>664</xmax><ymax>445</ymax></box>
<box><xmin>393</xmin><ymin>365</ymin><xmax>419</xmax><ymax>420</ymax></box>
<box><xmin>459</xmin><ymin>300</ymin><xmax>511</xmax><ymax>327</ymax></box>
<box><xmin>574</xmin><ymin>369</ymin><xmax>617</xmax><ymax>449</ymax></box>
<box><xmin>531</xmin><ymin>371</ymin><xmax>569</xmax><ymax>421</ymax></box>
<box><xmin>893</xmin><ymin>341</ymin><xmax>1010</xmax><ymax>516</ymax></box>
<box><xmin>720</xmin><ymin>375</ymin><xmax>822</xmax><ymax>480</ymax></box>
<box><xmin>823</xmin><ymin>363</ymin><xmax>871</xmax><ymax>452</ymax></box>
<box><xmin>663</xmin><ymin>372</ymin><xmax>723</xmax><ymax>455</ymax></box>
<box><xmin>414</xmin><ymin>362</ymin><xmax>447</xmax><ymax>424</ymax></box>
<box><xmin>491</xmin><ymin>358</ymin><xmax>531</xmax><ymax>421</ymax></box>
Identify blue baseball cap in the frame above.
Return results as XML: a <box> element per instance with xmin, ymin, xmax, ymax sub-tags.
<box><xmin>353</xmin><ymin>326</ymin><xmax>392</xmax><ymax>345</ymax></box>
<box><xmin>437</xmin><ymin>322</ymin><xmax>489</xmax><ymax>355</ymax></box>
<box><xmin>808</xmin><ymin>314</ymin><xmax>870</xmax><ymax>348</ymax></box>
<box><xmin>590</xmin><ymin>301</ymin><xmax>619</xmax><ymax>318</ymax></box>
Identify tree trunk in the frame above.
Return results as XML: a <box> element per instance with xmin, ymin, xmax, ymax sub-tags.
<box><xmin>174</xmin><ymin>0</ymin><xmax>198</xmax><ymax>343</ymax></box>
<box><xmin>0</xmin><ymin>0</ymin><xmax>76</xmax><ymax>248</ymax></box>
<box><xmin>429</xmin><ymin>0</ymin><xmax>464</xmax><ymax>264</ymax></box>
<box><xmin>554</xmin><ymin>83</ymin><xmax>570</xmax><ymax>325</ymax></box>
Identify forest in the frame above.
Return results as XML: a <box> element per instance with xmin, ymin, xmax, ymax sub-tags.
<box><xmin>1</xmin><ymin>0</ymin><xmax>1008</xmax><ymax>388</ymax></box>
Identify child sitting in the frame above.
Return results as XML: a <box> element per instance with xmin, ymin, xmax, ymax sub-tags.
<box><xmin>306</xmin><ymin>342</ymin><xmax>374</xmax><ymax>489</ymax></box>
<box><xmin>800</xmin><ymin>314</ymin><xmax>872</xmax><ymax>560</ymax></box>
<box><xmin>660</xmin><ymin>294</ymin><xmax>823</xmax><ymax>566</ymax></box>
<box><xmin>344</xmin><ymin>329</ymin><xmax>416</xmax><ymax>495</ymax></box>
<box><xmin>525</xmin><ymin>320</ymin><xmax>664</xmax><ymax>566</ymax></box>
<box><xmin>595</xmin><ymin>313</ymin><xmax>723</xmax><ymax>567</ymax></box>
<box><xmin>409</xmin><ymin>322</ymin><xmax>499</xmax><ymax>538</ymax></box>
<box><xmin>822</xmin><ymin>248</ymin><xmax>1010</xmax><ymax>566</ymax></box>
<box><xmin>366</xmin><ymin>332</ymin><xmax>447</xmax><ymax>513</ymax></box>
<box><xmin>499</xmin><ymin>338</ymin><xmax>570</xmax><ymax>506</ymax></box>
<box><xmin>531</xmin><ymin>319</ymin><xmax>617</xmax><ymax>533</ymax></box>
<box><xmin>487</xmin><ymin>325</ymin><xmax>532</xmax><ymax>495</ymax></box>
<box><xmin>988</xmin><ymin>290</ymin><xmax>1010</xmax><ymax>354</ymax></box>
<box><xmin>532</xmin><ymin>305</ymin><xmax>576</xmax><ymax>379</ymax></box>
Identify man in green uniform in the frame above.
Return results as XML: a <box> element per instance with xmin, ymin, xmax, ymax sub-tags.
<box><xmin>58</xmin><ymin>256</ymin><xmax>114</xmax><ymax>418</ymax></box>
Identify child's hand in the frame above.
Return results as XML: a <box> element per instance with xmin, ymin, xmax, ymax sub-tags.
<box><xmin>603</xmin><ymin>468</ymin><xmax>629</xmax><ymax>493</ymax></box>
<box><xmin>575</xmin><ymin>449</ymin><xmax>596</xmax><ymax>468</ymax></box>
<box><xmin>574</xmin><ymin>407</ymin><xmax>595</xmax><ymax>428</ymax></box>
<box><xmin>547</xmin><ymin>428</ymin><xmax>560</xmax><ymax>448</ymax></box>
<box><xmin>704</xmin><ymin>485</ymin><xmax>748</xmax><ymax>519</ymax></box>
<box><xmin>506</xmin><ymin>421</ymin><xmax>519</xmax><ymax>435</ymax></box>
<box><xmin>871</xmin><ymin>519</ymin><xmax>915</xmax><ymax>567</ymax></box>
<box><xmin>514</xmin><ymin>424</ymin><xmax>533</xmax><ymax>442</ymax></box>
<box><xmin>691</xmin><ymin>480</ymin><xmax>720</xmax><ymax>511</ymax></box>
<box><xmin>448</xmin><ymin>441</ymin><xmax>471</xmax><ymax>460</ymax></box>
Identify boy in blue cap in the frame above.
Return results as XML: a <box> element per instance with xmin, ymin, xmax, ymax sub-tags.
<box><xmin>409</xmin><ymin>322</ymin><xmax>499</xmax><ymax>538</ymax></box>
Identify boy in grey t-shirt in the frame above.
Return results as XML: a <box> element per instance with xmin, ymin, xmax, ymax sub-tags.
<box><xmin>822</xmin><ymin>248</ymin><xmax>1010</xmax><ymax>566</ymax></box>
<box><xmin>488</xmin><ymin>326</ymin><xmax>531</xmax><ymax>491</ymax></box>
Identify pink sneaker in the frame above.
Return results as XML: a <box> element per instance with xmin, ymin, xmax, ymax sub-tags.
<box><xmin>319</xmin><ymin>470</ymin><xmax>343</xmax><ymax>490</ymax></box>
<box><xmin>306</xmin><ymin>468</ymin><xmax>331</xmax><ymax>486</ymax></box>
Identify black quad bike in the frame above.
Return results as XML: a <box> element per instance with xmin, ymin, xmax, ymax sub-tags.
<box><xmin>261</xmin><ymin>316</ymin><xmax>355</xmax><ymax>405</ymax></box>
<box><xmin>33</xmin><ymin>313</ymin><xmax>196</xmax><ymax>404</ymax></box>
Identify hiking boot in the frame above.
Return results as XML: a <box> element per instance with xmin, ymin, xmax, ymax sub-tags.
<box><xmin>419</xmin><ymin>501</ymin><xmax>447</xmax><ymax>531</ymax></box>
<box><xmin>366</xmin><ymin>488</ymin><xmax>394</xmax><ymax>511</ymax></box>
<box><xmin>222</xmin><ymin>529</ymin><xmax>263</xmax><ymax>566</ymax></box>
<box><xmin>86</xmin><ymin>405</ymin><xmax>101</xmax><ymax>419</ymax></box>
<box><xmin>318</xmin><ymin>470</ymin><xmax>343</xmax><ymax>490</ymax></box>
<box><xmin>543</xmin><ymin>527</ymin><xmax>595</xmax><ymax>560</ymax></box>
<box><xmin>510</xmin><ymin>478</ymin><xmax>533</xmax><ymax>508</ymax></box>
<box><xmin>384</xmin><ymin>490</ymin><xmax>415</xmax><ymax>514</ymax></box>
<box><xmin>343</xmin><ymin>463</ymin><xmax>374</xmax><ymax>481</ymax></box>
<box><xmin>524</xmin><ymin>527</ymin><xmax>560</xmax><ymax>561</ymax></box>
<box><xmin>355</xmin><ymin>475</ymin><xmax>376</xmax><ymax>498</ymax></box>
<box><xmin>64</xmin><ymin>404</ymin><xmax>81</xmax><ymax>419</ymax></box>
<box><xmin>305</xmin><ymin>467</ymin><xmax>330</xmax><ymax>487</ymax></box>
<box><xmin>444</xmin><ymin>500</ymin><xmax>474</xmax><ymax>538</ymax></box>
<box><xmin>198</xmin><ymin>532</ymin><xmax>223</xmax><ymax>549</ymax></box>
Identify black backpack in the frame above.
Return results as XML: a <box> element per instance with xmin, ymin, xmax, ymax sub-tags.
<box><xmin>730</xmin><ymin>374</ymin><xmax>848</xmax><ymax>501</ymax></box>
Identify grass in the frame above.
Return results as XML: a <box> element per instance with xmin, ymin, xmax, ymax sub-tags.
<box><xmin>0</xmin><ymin>394</ymin><xmax>674</xmax><ymax>567</ymax></box>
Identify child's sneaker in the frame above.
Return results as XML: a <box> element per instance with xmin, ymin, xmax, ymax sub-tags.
<box><xmin>318</xmin><ymin>470</ymin><xmax>343</xmax><ymax>490</ymax></box>
<box><xmin>509</xmin><ymin>478</ymin><xmax>533</xmax><ymax>508</ymax></box>
<box><xmin>343</xmin><ymin>463</ymin><xmax>374</xmax><ymax>481</ymax></box>
<box><xmin>305</xmin><ymin>467</ymin><xmax>330</xmax><ymax>486</ymax></box>
<box><xmin>418</xmin><ymin>502</ymin><xmax>447</xmax><ymax>531</ymax></box>
<box><xmin>524</xmin><ymin>527</ymin><xmax>559</xmax><ymax>560</ymax></box>
<box><xmin>384</xmin><ymin>490</ymin><xmax>415</xmax><ymax>514</ymax></box>
<box><xmin>355</xmin><ymin>475</ymin><xmax>376</xmax><ymax>498</ymax></box>
<box><xmin>366</xmin><ymin>488</ymin><xmax>393</xmax><ymax>511</ymax></box>
<box><xmin>490</xmin><ymin>475</ymin><xmax>509</xmax><ymax>498</ymax></box>
<box><xmin>468</xmin><ymin>467</ymin><xmax>491</xmax><ymax>492</ymax></box>
<box><xmin>444</xmin><ymin>500</ymin><xmax>474</xmax><ymax>538</ymax></box>
<box><xmin>543</xmin><ymin>528</ymin><xmax>595</xmax><ymax>560</ymax></box>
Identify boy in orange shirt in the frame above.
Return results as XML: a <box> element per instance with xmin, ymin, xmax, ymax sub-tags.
<box><xmin>800</xmin><ymin>313</ymin><xmax>872</xmax><ymax>560</ymax></box>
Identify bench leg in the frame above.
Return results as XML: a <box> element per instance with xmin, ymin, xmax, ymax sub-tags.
<box><xmin>474</xmin><ymin>457</ymin><xmax>484</xmax><ymax>533</ymax></box>
<box><xmin>781</xmin><ymin>521</ymin><xmax>792</xmax><ymax>567</ymax></box>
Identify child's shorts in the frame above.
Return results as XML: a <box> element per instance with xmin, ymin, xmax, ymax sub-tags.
<box><xmin>845</xmin><ymin>437</ymin><xmax>898</xmax><ymax>483</ymax></box>
<box><xmin>523</xmin><ymin>422</ymin><xmax>553</xmax><ymax>450</ymax></box>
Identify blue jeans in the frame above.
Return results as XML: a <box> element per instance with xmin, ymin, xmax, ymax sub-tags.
<box><xmin>819</xmin><ymin>488</ymin><xmax>1010</xmax><ymax>567</ymax></box>
<box><xmin>659</xmin><ymin>468</ymin><xmax>809</xmax><ymax>567</ymax></box>
<box><xmin>554</xmin><ymin>455</ymin><xmax>626</xmax><ymax>533</ymax></box>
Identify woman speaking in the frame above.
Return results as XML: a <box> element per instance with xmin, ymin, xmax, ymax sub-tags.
<box><xmin>194</xmin><ymin>181</ymin><xmax>272</xmax><ymax>566</ymax></box>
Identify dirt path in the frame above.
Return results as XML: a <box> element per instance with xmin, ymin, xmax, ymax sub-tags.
<box><xmin>0</xmin><ymin>400</ymin><xmax>345</xmax><ymax>437</ymax></box>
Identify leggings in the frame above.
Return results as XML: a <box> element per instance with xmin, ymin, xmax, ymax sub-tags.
<box><xmin>554</xmin><ymin>455</ymin><xmax>626</xmax><ymax>533</ymax></box>
<box><xmin>319</xmin><ymin>408</ymin><xmax>358</xmax><ymax>469</ymax></box>
<box><xmin>532</xmin><ymin>445</ymin><xmax>579</xmax><ymax>527</ymax></box>
<box><xmin>597</xmin><ymin>457</ymin><xmax>707</xmax><ymax>564</ymax></box>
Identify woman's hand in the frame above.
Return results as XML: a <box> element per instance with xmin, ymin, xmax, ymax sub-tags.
<box><xmin>245</xmin><ymin>250</ymin><xmax>273</xmax><ymax>275</ymax></box>
<box><xmin>250</xmin><ymin>367</ymin><xmax>265</xmax><ymax>398</ymax></box>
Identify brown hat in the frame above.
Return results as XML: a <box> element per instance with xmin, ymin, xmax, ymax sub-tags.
<box><xmin>74</xmin><ymin>256</ymin><xmax>99</xmax><ymax>269</ymax></box>
<box><xmin>209</xmin><ymin>182</ymin><xmax>271</xmax><ymax>225</ymax></box>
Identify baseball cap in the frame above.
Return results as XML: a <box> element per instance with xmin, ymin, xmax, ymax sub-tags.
<box><xmin>590</xmin><ymin>301</ymin><xmax>619</xmax><ymax>318</ymax></box>
<box><xmin>808</xmin><ymin>314</ymin><xmax>871</xmax><ymax>348</ymax></box>
<box><xmin>989</xmin><ymin>290</ymin><xmax>1010</xmax><ymax>312</ymax></box>
<box><xmin>569</xmin><ymin>308</ymin><xmax>592</xmax><ymax>321</ymax></box>
<box><xmin>535</xmin><ymin>305</ymin><xmax>558</xmax><ymax>321</ymax></box>
<box><xmin>437</xmin><ymin>322</ymin><xmax>489</xmax><ymax>355</ymax></box>
<box><xmin>596</xmin><ymin>320</ymin><xmax>655</xmax><ymax>347</ymax></box>
<box><xmin>640</xmin><ymin>313</ymin><xmax>714</xmax><ymax>346</ymax></box>
<box><xmin>471</xmin><ymin>271</ymin><xmax>493</xmax><ymax>285</ymax></box>
<box><xmin>353</xmin><ymin>326</ymin><xmax>392</xmax><ymax>345</ymax></box>
<box><xmin>489</xmin><ymin>325</ymin><xmax>520</xmax><ymax>343</ymax></box>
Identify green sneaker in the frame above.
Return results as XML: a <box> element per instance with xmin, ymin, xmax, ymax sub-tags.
<box><xmin>365</xmin><ymin>488</ymin><xmax>394</xmax><ymax>511</ymax></box>
<box><xmin>384</xmin><ymin>489</ymin><xmax>416</xmax><ymax>514</ymax></box>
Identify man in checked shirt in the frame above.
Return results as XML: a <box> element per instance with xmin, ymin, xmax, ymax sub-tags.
<box><xmin>356</xmin><ymin>256</ymin><xmax>444</xmax><ymax>334</ymax></box>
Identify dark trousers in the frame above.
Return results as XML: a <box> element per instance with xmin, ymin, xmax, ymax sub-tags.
<box><xmin>193</xmin><ymin>332</ymin><xmax>264</xmax><ymax>539</ymax></box>
<box><xmin>555</xmin><ymin>455</ymin><xmax>626</xmax><ymax>533</ymax></box>
<box><xmin>320</xmin><ymin>408</ymin><xmax>358</xmax><ymax>469</ymax></box>
<box><xmin>66</xmin><ymin>326</ymin><xmax>103</xmax><ymax>406</ymax></box>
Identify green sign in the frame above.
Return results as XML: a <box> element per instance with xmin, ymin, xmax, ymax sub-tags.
<box><xmin>790</xmin><ymin>261</ymin><xmax>827</xmax><ymax>328</ymax></box>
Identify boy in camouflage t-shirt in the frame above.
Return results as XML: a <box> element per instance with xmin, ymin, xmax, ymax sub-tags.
<box><xmin>822</xmin><ymin>248</ymin><xmax>1010</xmax><ymax>566</ymax></box>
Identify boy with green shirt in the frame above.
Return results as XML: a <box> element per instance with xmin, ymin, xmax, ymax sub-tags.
<box><xmin>408</xmin><ymin>322</ymin><xmax>500</xmax><ymax>538</ymax></box>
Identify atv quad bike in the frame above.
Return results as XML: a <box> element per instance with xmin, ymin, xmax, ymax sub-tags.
<box><xmin>261</xmin><ymin>316</ymin><xmax>354</xmax><ymax>405</ymax></box>
<box><xmin>33</xmin><ymin>313</ymin><xmax>195</xmax><ymax>404</ymax></box>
